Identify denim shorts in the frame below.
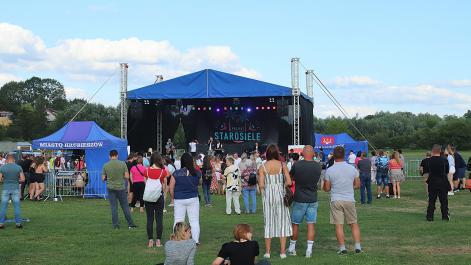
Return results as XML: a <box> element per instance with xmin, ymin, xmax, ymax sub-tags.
<box><xmin>291</xmin><ymin>201</ymin><xmax>318</xmax><ymax>224</ymax></box>
<box><xmin>376</xmin><ymin>171</ymin><xmax>389</xmax><ymax>186</ymax></box>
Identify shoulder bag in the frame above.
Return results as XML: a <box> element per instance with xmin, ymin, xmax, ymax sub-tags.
<box><xmin>143</xmin><ymin>168</ymin><xmax>163</xmax><ymax>202</ymax></box>
<box><xmin>281</xmin><ymin>162</ymin><xmax>294</xmax><ymax>207</ymax></box>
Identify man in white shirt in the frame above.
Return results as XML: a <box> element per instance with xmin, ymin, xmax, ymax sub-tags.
<box><xmin>347</xmin><ymin>150</ymin><xmax>356</xmax><ymax>165</ymax></box>
<box><xmin>233</xmin><ymin>153</ymin><xmax>242</xmax><ymax>168</ymax></box>
<box><xmin>189</xmin><ymin>140</ymin><xmax>197</xmax><ymax>157</ymax></box>
<box><xmin>324</xmin><ymin>146</ymin><xmax>362</xmax><ymax>255</ymax></box>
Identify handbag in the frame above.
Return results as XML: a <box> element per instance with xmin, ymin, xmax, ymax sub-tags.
<box><xmin>143</xmin><ymin>168</ymin><xmax>163</xmax><ymax>202</ymax></box>
<box><xmin>281</xmin><ymin>162</ymin><xmax>294</xmax><ymax>207</ymax></box>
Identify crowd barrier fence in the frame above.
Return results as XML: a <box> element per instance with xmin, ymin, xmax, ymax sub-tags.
<box><xmin>44</xmin><ymin>170</ymin><xmax>107</xmax><ymax>201</ymax></box>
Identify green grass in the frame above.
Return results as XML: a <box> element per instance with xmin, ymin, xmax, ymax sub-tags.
<box><xmin>1</xmin><ymin>181</ymin><xmax>471</xmax><ymax>265</ymax></box>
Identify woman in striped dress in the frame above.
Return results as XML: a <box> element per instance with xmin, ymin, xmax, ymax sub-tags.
<box><xmin>258</xmin><ymin>144</ymin><xmax>292</xmax><ymax>259</ymax></box>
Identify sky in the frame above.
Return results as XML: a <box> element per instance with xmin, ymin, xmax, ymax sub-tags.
<box><xmin>0</xmin><ymin>0</ymin><xmax>470</xmax><ymax>117</ymax></box>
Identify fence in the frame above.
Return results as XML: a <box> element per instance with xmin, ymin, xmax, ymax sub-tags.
<box><xmin>404</xmin><ymin>159</ymin><xmax>422</xmax><ymax>178</ymax></box>
<box><xmin>44</xmin><ymin>170</ymin><xmax>107</xmax><ymax>201</ymax></box>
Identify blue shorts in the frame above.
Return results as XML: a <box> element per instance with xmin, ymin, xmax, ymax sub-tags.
<box><xmin>291</xmin><ymin>201</ymin><xmax>318</xmax><ymax>224</ymax></box>
<box><xmin>376</xmin><ymin>171</ymin><xmax>389</xmax><ymax>186</ymax></box>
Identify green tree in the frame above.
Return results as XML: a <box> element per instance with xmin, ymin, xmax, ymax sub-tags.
<box><xmin>173</xmin><ymin>119</ymin><xmax>186</xmax><ymax>149</ymax></box>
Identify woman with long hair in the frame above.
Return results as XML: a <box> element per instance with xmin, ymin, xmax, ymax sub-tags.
<box><xmin>389</xmin><ymin>151</ymin><xmax>405</xmax><ymax>198</ymax></box>
<box><xmin>129</xmin><ymin>157</ymin><xmax>146</xmax><ymax>213</ymax></box>
<box><xmin>157</xmin><ymin>222</ymin><xmax>196</xmax><ymax>265</ymax></box>
<box><xmin>169</xmin><ymin>153</ymin><xmax>202</xmax><ymax>244</ymax></box>
<box><xmin>212</xmin><ymin>155</ymin><xmax>224</xmax><ymax>195</ymax></box>
<box><xmin>201</xmin><ymin>155</ymin><xmax>213</xmax><ymax>206</ymax></box>
<box><xmin>144</xmin><ymin>152</ymin><xmax>169</xmax><ymax>247</ymax></box>
<box><xmin>258</xmin><ymin>144</ymin><xmax>292</xmax><ymax>259</ymax></box>
<box><xmin>224</xmin><ymin>156</ymin><xmax>241</xmax><ymax>215</ymax></box>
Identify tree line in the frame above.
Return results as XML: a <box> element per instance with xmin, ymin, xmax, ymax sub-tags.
<box><xmin>0</xmin><ymin>77</ymin><xmax>120</xmax><ymax>141</ymax></box>
<box><xmin>1</xmin><ymin>77</ymin><xmax>470</xmax><ymax>150</ymax></box>
<box><xmin>314</xmin><ymin>111</ymin><xmax>471</xmax><ymax>150</ymax></box>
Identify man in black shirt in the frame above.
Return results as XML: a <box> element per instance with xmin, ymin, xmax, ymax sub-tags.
<box><xmin>425</xmin><ymin>145</ymin><xmax>450</xmax><ymax>221</ymax></box>
<box><xmin>18</xmin><ymin>155</ymin><xmax>32</xmax><ymax>200</ymax></box>
<box><xmin>287</xmin><ymin>145</ymin><xmax>322</xmax><ymax>258</ymax></box>
<box><xmin>419</xmin><ymin>152</ymin><xmax>431</xmax><ymax>195</ymax></box>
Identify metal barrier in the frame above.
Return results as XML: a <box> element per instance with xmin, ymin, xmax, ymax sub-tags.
<box><xmin>44</xmin><ymin>170</ymin><xmax>107</xmax><ymax>201</ymax></box>
<box><xmin>404</xmin><ymin>159</ymin><xmax>422</xmax><ymax>178</ymax></box>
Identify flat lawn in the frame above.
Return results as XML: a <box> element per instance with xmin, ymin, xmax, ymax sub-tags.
<box><xmin>402</xmin><ymin>150</ymin><xmax>471</xmax><ymax>160</ymax></box>
<box><xmin>1</xmin><ymin>180</ymin><xmax>471</xmax><ymax>265</ymax></box>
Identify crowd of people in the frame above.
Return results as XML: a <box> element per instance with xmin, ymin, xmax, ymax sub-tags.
<box><xmin>1</xmin><ymin>141</ymin><xmax>470</xmax><ymax>264</ymax></box>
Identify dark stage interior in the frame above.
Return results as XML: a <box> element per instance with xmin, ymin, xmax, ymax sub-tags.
<box><xmin>127</xmin><ymin>96</ymin><xmax>313</xmax><ymax>154</ymax></box>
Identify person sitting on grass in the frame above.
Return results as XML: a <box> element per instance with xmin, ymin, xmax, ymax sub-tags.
<box><xmin>323</xmin><ymin>146</ymin><xmax>362</xmax><ymax>255</ymax></box>
<box><xmin>157</xmin><ymin>222</ymin><xmax>196</xmax><ymax>265</ymax></box>
<box><xmin>211</xmin><ymin>224</ymin><xmax>270</xmax><ymax>265</ymax></box>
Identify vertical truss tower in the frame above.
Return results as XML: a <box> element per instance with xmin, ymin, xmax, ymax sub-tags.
<box><xmin>291</xmin><ymin>58</ymin><xmax>300</xmax><ymax>145</ymax></box>
<box><xmin>120</xmin><ymin>63</ymin><xmax>128</xmax><ymax>140</ymax></box>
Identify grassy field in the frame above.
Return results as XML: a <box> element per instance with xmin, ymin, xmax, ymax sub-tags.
<box><xmin>1</xmin><ymin>180</ymin><xmax>470</xmax><ymax>265</ymax></box>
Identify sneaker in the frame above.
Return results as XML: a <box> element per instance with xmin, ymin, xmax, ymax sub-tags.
<box><xmin>398</xmin><ymin>196</ymin><xmax>401</xmax><ymax>199</ymax></box>
<box><xmin>128</xmin><ymin>225</ymin><xmax>138</xmax><ymax>229</ymax></box>
<box><xmin>386</xmin><ymin>195</ymin><xmax>390</xmax><ymax>198</ymax></box>
<box><xmin>263</xmin><ymin>253</ymin><xmax>271</xmax><ymax>259</ymax></box>
<box><xmin>447</xmin><ymin>191</ymin><xmax>454</xmax><ymax>196</ymax></box>
<box><xmin>147</xmin><ymin>239</ymin><xmax>154</xmax><ymax>248</ymax></box>
<box><xmin>442</xmin><ymin>214</ymin><xmax>450</xmax><ymax>221</ymax></box>
<box><xmin>376</xmin><ymin>194</ymin><xmax>381</xmax><ymax>199</ymax></box>
<box><xmin>306</xmin><ymin>250</ymin><xmax>312</xmax><ymax>258</ymax></box>
<box><xmin>337</xmin><ymin>249</ymin><xmax>348</xmax><ymax>255</ymax></box>
<box><xmin>155</xmin><ymin>239</ymin><xmax>162</xmax><ymax>247</ymax></box>
<box><xmin>168</xmin><ymin>203</ymin><xmax>174</xmax><ymax>207</ymax></box>
<box><xmin>287</xmin><ymin>249</ymin><xmax>297</xmax><ymax>256</ymax></box>
<box><xmin>16</xmin><ymin>224</ymin><xmax>23</xmax><ymax>229</ymax></box>
<box><xmin>393</xmin><ymin>196</ymin><xmax>397</xmax><ymax>199</ymax></box>
<box><xmin>280</xmin><ymin>254</ymin><xmax>287</xmax><ymax>259</ymax></box>
<box><xmin>163</xmin><ymin>209</ymin><xmax>167</xmax><ymax>213</ymax></box>
<box><xmin>0</xmin><ymin>224</ymin><xmax>4</xmax><ymax>229</ymax></box>
<box><xmin>355</xmin><ymin>249</ymin><xmax>362</xmax><ymax>254</ymax></box>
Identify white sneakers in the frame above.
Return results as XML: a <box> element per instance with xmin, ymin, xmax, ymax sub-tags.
<box><xmin>448</xmin><ymin>191</ymin><xmax>455</xmax><ymax>196</ymax></box>
<box><xmin>306</xmin><ymin>250</ymin><xmax>312</xmax><ymax>258</ymax></box>
<box><xmin>263</xmin><ymin>253</ymin><xmax>270</xmax><ymax>259</ymax></box>
<box><xmin>287</xmin><ymin>249</ymin><xmax>297</xmax><ymax>256</ymax></box>
<box><xmin>280</xmin><ymin>254</ymin><xmax>287</xmax><ymax>259</ymax></box>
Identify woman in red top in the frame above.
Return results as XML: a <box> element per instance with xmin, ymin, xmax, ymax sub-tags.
<box><xmin>145</xmin><ymin>152</ymin><xmax>169</xmax><ymax>247</ymax></box>
<box><xmin>389</xmin><ymin>151</ymin><xmax>405</xmax><ymax>199</ymax></box>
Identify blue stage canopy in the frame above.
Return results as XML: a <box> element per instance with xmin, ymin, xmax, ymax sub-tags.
<box><xmin>127</xmin><ymin>69</ymin><xmax>311</xmax><ymax>100</ymax></box>
<box><xmin>314</xmin><ymin>133</ymin><xmax>368</xmax><ymax>159</ymax></box>
<box><xmin>32</xmin><ymin>121</ymin><xmax>128</xmax><ymax>198</ymax></box>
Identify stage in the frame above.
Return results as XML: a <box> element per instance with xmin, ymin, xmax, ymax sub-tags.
<box><xmin>126</xmin><ymin>69</ymin><xmax>313</xmax><ymax>155</ymax></box>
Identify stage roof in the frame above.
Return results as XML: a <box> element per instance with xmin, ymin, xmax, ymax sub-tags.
<box><xmin>127</xmin><ymin>69</ymin><xmax>310</xmax><ymax>100</ymax></box>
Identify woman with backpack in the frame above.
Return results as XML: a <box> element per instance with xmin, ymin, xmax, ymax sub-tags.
<box><xmin>130</xmin><ymin>157</ymin><xmax>147</xmax><ymax>213</ymax></box>
<box><xmin>201</xmin><ymin>155</ymin><xmax>213</xmax><ymax>207</ymax></box>
<box><xmin>144</xmin><ymin>152</ymin><xmax>169</xmax><ymax>247</ymax></box>
<box><xmin>240</xmin><ymin>154</ymin><xmax>257</xmax><ymax>214</ymax></box>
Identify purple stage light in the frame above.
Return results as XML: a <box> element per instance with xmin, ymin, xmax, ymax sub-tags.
<box><xmin>247</xmin><ymin>108</ymin><xmax>252</xmax><ymax>112</ymax></box>
<box><xmin>216</xmin><ymin>108</ymin><xmax>220</xmax><ymax>112</ymax></box>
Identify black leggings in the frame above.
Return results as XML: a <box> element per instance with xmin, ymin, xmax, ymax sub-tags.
<box><xmin>130</xmin><ymin>182</ymin><xmax>145</xmax><ymax>208</ymax></box>
<box><xmin>146</xmin><ymin>196</ymin><xmax>164</xmax><ymax>240</ymax></box>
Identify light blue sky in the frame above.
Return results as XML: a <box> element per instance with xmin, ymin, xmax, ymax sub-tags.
<box><xmin>1</xmin><ymin>1</ymin><xmax>470</xmax><ymax>117</ymax></box>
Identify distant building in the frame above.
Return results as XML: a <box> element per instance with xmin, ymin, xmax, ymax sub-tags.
<box><xmin>0</xmin><ymin>111</ymin><xmax>13</xmax><ymax>119</ymax></box>
<box><xmin>46</xmin><ymin>108</ymin><xmax>57</xmax><ymax>122</ymax></box>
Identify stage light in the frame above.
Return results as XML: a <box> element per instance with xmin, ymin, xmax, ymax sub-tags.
<box><xmin>241</xmin><ymin>107</ymin><xmax>244</xmax><ymax>110</ymax></box>
<box><xmin>224</xmin><ymin>107</ymin><xmax>227</xmax><ymax>111</ymax></box>
<box><xmin>229</xmin><ymin>107</ymin><xmax>233</xmax><ymax>110</ymax></box>
<box><xmin>192</xmin><ymin>107</ymin><xmax>196</xmax><ymax>110</ymax></box>
<box><xmin>261</xmin><ymin>106</ymin><xmax>265</xmax><ymax>110</ymax></box>
<box><xmin>272</xmin><ymin>106</ymin><xmax>277</xmax><ymax>110</ymax></box>
<box><xmin>247</xmin><ymin>108</ymin><xmax>252</xmax><ymax>112</ymax></box>
<box><xmin>216</xmin><ymin>108</ymin><xmax>221</xmax><ymax>112</ymax></box>
<box><xmin>208</xmin><ymin>107</ymin><xmax>212</xmax><ymax>110</ymax></box>
<box><xmin>256</xmin><ymin>107</ymin><xmax>259</xmax><ymax>110</ymax></box>
<box><xmin>266</xmin><ymin>106</ymin><xmax>271</xmax><ymax>110</ymax></box>
<box><xmin>235</xmin><ymin>107</ymin><xmax>239</xmax><ymax>110</ymax></box>
<box><xmin>203</xmin><ymin>107</ymin><xmax>207</xmax><ymax>111</ymax></box>
<box><xmin>197</xmin><ymin>107</ymin><xmax>201</xmax><ymax>111</ymax></box>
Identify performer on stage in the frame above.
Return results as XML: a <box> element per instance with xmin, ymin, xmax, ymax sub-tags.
<box><xmin>165</xmin><ymin>139</ymin><xmax>175</xmax><ymax>160</ymax></box>
<box><xmin>208</xmin><ymin>137</ymin><xmax>214</xmax><ymax>156</ymax></box>
<box><xmin>214</xmin><ymin>140</ymin><xmax>223</xmax><ymax>157</ymax></box>
<box><xmin>189</xmin><ymin>139</ymin><xmax>198</xmax><ymax>157</ymax></box>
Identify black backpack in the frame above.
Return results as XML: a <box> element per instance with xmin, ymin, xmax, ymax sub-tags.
<box><xmin>204</xmin><ymin>168</ymin><xmax>213</xmax><ymax>182</ymax></box>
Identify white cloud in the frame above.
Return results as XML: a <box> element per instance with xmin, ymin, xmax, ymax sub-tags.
<box><xmin>65</xmin><ymin>87</ymin><xmax>89</xmax><ymax>100</ymax></box>
<box><xmin>331</xmin><ymin>76</ymin><xmax>380</xmax><ymax>87</ymax></box>
<box><xmin>0</xmin><ymin>23</ymin><xmax>259</xmax><ymax>86</ymax></box>
<box><xmin>0</xmin><ymin>73</ymin><xmax>20</xmax><ymax>87</ymax></box>
<box><xmin>450</xmin><ymin>79</ymin><xmax>471</xmax><ymax>87</ymax></box>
